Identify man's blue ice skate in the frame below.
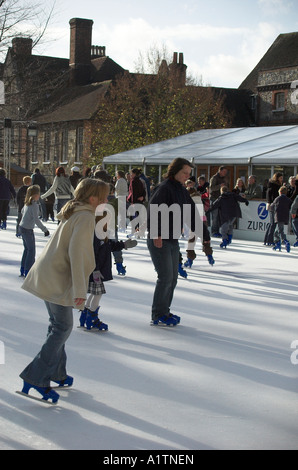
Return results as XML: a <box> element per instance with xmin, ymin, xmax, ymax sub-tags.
<box><xmin>283</xmin><ymin>239</ymin><xmax>291</xmax><ymax>253</ymax></box>
<box><xmin>272</xmin><ymin>241</ymin><xmax>281</xmax><ymax>252</ymax></box>
<box><xmin>19</xmin><ymin>381</ymin><xmax>60</xmax><ymax>404</ymax></box>
<box><xmin>116</xmin><ymin>262</ymin><xmax>126</xmax><ymax>275</ymax></box>
<box><xmin>152</xmin><ymin>315</ymin><xmax>178</xmax><ymax>326</ymax></box>
<box><xmin>178</xmin><ymin>263</ymin><xmax>187</xmax><ymax>278</ymax></box>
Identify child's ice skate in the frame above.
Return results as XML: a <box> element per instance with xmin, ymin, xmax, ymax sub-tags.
<box><xmin>220</xmin><ymin>239</ymin><xmax>228</xmax><ymax>249</ymax></box>
<box><xmin>85</xmin><ymin>308</ymin><xmax>108</xmax><ymax>331</ymax></box>
<box><xmin>184</xmin><ymin>258</ymin><xmax>193</xmax><ymax>268</ymax></box>
<box><xmin>116</xmin><ymin>262</ymin><xmax>126</xmax><ymax>275</ymax></box>
<box><xmin>79</xmin><ymin>308</ymin><xmax>88</xmax><ymax>327</ymax></box>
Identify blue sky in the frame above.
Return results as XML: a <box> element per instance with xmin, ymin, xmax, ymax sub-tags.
<box><xmin>33</xmin><ymin>0</ymin><xmax>298</xmax><ymax>88</ymax></box>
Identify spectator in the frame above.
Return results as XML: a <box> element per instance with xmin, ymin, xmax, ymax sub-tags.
<box><xmin>244</xmin><ymin>175</ymin><xmax>262</xmax><ymax>200</ymax></box>
<box><xmin>233</xmin><ymin>178</ymin><xmax>246</xmax><ymax>194</ymax></box>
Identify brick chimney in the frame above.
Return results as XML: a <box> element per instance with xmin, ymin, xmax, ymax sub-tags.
<box><xmin>12</xmin><ymin>38</ymin><xmax>33</xmax><ymax>57</ymax></box>
<box><xmin>69</xmin><ymin>18</ymin><xmax>93</xmax><ymax>86</ymax></box>
<box><xmin>169</xmin><ymin>52</ymin><xmax>187</xmax><ymax>86</ymax></box>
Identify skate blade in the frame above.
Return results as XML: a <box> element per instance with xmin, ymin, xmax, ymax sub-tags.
<box><xmin>150</xmin><ymin>321</ymin><xmax>177</xmax><ymax>327</ymax></box>
<box><xmin>16</xmin><ymin>391</ymin><xmax>58</xmax><ymax>405</ymax></box>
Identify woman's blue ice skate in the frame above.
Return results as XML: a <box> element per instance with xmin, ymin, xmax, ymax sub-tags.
<box><xmin>52</xmin><ymin>375</ymin><xmax>73</xmax><ymax>388</ymax></box>
<box><xmin>20</xmin><ymin>381</ymin><xmax>60</xmax><ymax>404</ymax></box>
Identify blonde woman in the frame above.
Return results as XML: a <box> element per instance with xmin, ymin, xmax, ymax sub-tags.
<box><xmin>19</xmin><ymin>185</ymin><xmax>50</xmax><ymax>277</ymax></box>
<box><xmin>19</xmin><ymin>178</ymin><xmax>109</xmax><ymax>404</ymax></box>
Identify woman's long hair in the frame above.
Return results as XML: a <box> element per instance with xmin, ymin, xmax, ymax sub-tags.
<box><xmin>24</xmin><ymin>185</ymin><xmax>40</xmax><ymax>206</ymax></box>
<box><xmin>61</xmin><ymin>178</ymin><xmax>109</xmax><ymax>219</ymax></box>
<box><xmin>165</xmin><ymin>158</ymin><xmax>194</xmax><ymax>179</ymax></box>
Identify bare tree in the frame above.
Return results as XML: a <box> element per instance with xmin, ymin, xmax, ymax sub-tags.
<box><xmin>0</xmin><ymin>0</ymin><xmax>56</xmax><ymax>59</ymax></box>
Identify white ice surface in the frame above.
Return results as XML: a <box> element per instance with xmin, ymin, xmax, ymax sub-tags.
<box><xmin>0</xmin><ymin>216</ymin><xmax>297</xmax><ymax>450</ymax></box>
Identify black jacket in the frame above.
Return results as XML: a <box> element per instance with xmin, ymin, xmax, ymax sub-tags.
<box><xmin>147</xmin><ymin>177</ymin><xmax>210</xmax><ymax>242</ymax></box>
<box><xmin>271</xmin><ymin>194</ymin><xmax>292</xmax><ymax>224</ymax></box>
<box><xmin>208</xmin><ymin>191</ymin><xmax>248</xmax><ymax>225</ymax></box>
<box><xmin>91</xmin><ymin>237</ymin><xmax>125</xmax><ymax>282</ymax></box>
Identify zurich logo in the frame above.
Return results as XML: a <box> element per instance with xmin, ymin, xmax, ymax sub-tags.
<box><xmin>258</xmin><ymin>203</ymin><xmax>268</xmax><ymax>220</ymax></box>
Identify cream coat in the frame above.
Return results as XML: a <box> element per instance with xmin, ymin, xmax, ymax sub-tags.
<box><xmin>22</xmin><ymin>203</ymin><xmax>96</xmax><ymax>309</ymax></box>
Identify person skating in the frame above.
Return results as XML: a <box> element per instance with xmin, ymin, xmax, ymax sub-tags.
<box><xmin>18</xmin><ymin>178</ymin><xmax>110</xmax><ymax>404</ymax></box>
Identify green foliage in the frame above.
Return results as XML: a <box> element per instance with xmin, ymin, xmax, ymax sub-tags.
<box><xmin>90</xmin><ymin>71</ymin><xmax>231</xmax><ymax>167</ymax></box>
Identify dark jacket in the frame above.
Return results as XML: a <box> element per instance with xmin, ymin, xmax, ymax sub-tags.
<box><xmin>0</xmin><ymin>176</ymin><xmax>16</xmax><ymax>200</ymax></box>
<box><xmin>209</xmin><ymin>172</ymin><xmax>229</xmax><ymax>201</ymax></box>
<box><xmin>271</xmin><ymin>194</ymin><xmax>292</xmax><ymax>224</ymax></box>
<box><xmin>208</xmin><ymin>191</ymin><xmax>248</xmax><ymax>226</ymax></box>
<box><xmin>266</xmin><ymin>181</ymin><xmax>281</xmax><ymax>205</ymax></box>
<box><xmin>147</xmin><ymin>177</ymin><xmax>210</xmax><ymax>242</ymax></box>
<box><xmin>91</xmin><ymin>237</ymin><xmax>125</xmax><ymax>282</ymax></box>
<box><xmin>16</xmin><ymin>185</ymin><xmax>29</xmax><ymax>211</ymax></box>
<box><xmin>127</xmin><ymin>176</ymin><xmax>146</xmax><ymax>204</ymax></box>
<box><xmin>32</xmin><ymin>171</ymin><xmax>47</xmax><ymax>193</ymax></box>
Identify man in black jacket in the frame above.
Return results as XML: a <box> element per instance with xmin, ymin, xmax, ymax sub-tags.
<box><xmin>147</xmin><ymin>158</ymin><xmax>212</xmax><ymax>327</ymax></box>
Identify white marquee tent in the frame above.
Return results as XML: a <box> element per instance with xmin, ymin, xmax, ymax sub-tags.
<box><xmin>103</xmin><ymin>125</ymin><xmax>298</xmax><ymax>167</ymax></box>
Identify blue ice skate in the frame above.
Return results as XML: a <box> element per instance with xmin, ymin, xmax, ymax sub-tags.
<box><xmin>283</xmin><ymin>239</ymin><xmax>291</xmax><ymax>253</ymax></box>
<box><xmin>20</xmin><ymin>381</ymin><xmax>60</xmax><ymax>403</ymax></box>
<box><xmin>116</xmin><ymin>262</ymin><xmax>126</xmax><ymax>275</ymax></box>
<box><xmin>178</xmin><ymin>263</ymin><xmax>187</xmax><ymax>278</ymax></box>
<box><xmin>294</xmin><ymin>240</ymin><xmax>298</xmax><ymax>247</ymax></box>
<box><xmin>184</xmin><ymin>258</ymin><xmax>193</xmax><ymax>268</ymax></box>
<box><xmin>85</xmin><ymin>308</ymin><xmax>108</xmax><ymax>331</ymax></box>
<box><xmin>52</xmin><ymin>375</ymin><xmax>73</xmax><ymax>388</ymax></box>
<box><xmin>207</xmin><ymin>254</ymin><xmax>215</xmax><ymax>265</ymax></box>
<box><xmin>152</xmin><ymin>315</ymin><xmax>178</xmax><ymax>326</ymax></box>
<box><xmin>79</xmin><ymin>308</ymin><xmax>88</xmax><ymax>327</ymax></box>
<box><xmin>272</xmin><ymin>241</ymin><xmax>281</xmax><ymax>252</ymax></box>
<box><xmin>220</xmin><ymin>239</ymin><xmax>228</xmax><ymax>249</ymax></box>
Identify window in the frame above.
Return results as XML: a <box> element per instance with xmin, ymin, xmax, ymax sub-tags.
<box><xmin>61</xmin><ymin>130</ymin><xmax>68</xmax><ymax>162</ymax></box>
<box><xmin>274</xmin><ymin>92</ymin><xmax>285</xmax><ymax>111</ymax></box>
<box><xmin>43</xmin><ymin>130</ymin><xmax>50</xmax><ymax>162</ymax></box>
<box><xmin>76</xmin><ymin>127</ymin><xmax>84</xmax><ymax>162</ymax></box>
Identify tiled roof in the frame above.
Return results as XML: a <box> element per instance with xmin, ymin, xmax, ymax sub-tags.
<box><xmin>239</xmin><ymin>32</ymin><xmax>298</xmax><ymax>92</ymax></box>
<box><xmin>35</xmin><ymin>81</ymin><xmax>111</xmax><ymax>123</ymax></box>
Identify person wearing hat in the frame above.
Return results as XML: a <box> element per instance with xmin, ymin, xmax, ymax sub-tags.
<box><xmin>70</xmin><ymin>166</ymin><xmax>82</xmax><ymax>189</ymax></box>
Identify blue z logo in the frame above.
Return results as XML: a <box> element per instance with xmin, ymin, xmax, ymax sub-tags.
<box><xmin>258</xmin><ymin>203</ymin><xmax>268</xmax><ymax>220</ymax></box>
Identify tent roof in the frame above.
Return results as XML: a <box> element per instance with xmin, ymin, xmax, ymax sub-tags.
<box><xmin>103</xmin><ymin>126</ymin><xmax>298</xmax><ymax>166</ymax></box>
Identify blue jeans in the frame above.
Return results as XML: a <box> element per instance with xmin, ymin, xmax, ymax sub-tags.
<box><xmin>20</xmin><ymin>227</ymin><xmax>36</xmax><ymax>272</ymax></box>
<box><xmin>147</xmin><ymin>238</ymin><xmax>180</xmax><ymax>321</ymax></box>
<box><xmin>20</xmin><ymin>302</ymin><xmax>73</xmax><ymax>387</ymax></box>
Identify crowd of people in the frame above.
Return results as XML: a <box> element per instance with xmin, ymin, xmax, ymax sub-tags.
<box><xmin>1</xmin><ymin>160</ymin><xmax>298</xmax><ymax>403</ymax></box>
